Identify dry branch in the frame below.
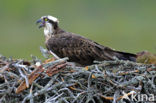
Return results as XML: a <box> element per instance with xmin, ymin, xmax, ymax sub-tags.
<box><xmin>0</xmin><ymin>51</ymin><xmax>156</xmax><ymax>103</ymax></box>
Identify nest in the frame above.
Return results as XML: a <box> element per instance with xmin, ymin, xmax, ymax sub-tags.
<box><xmin>0</xmin><ymin>53</ymin><xmax>156</xmax><ymax>103</ymax></box>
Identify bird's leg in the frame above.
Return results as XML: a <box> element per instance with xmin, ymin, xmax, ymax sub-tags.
<box><xmin>49</xmin><ymin>50</ymin><xmax>60</xmax><ymax>60</ymax></box>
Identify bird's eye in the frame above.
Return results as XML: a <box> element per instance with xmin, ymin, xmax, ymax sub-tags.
<box><xmin>44</xmin><ymin>18</ymin><xmax>48</xmax><ymax>21</ymax></box>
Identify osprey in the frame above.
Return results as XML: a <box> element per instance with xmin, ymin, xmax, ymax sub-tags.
<box><xmin>36</xmin><ymin>15</ymin><xmax>136</xmax><ymax>66</ymax></box>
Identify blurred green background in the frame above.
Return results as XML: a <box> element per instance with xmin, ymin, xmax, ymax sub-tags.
<box><xmin>0</xmin><ymin>0</ymin><xmax>155</xmax><ymax>60</ymax></box>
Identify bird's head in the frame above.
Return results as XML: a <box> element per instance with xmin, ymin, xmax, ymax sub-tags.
<box><xmin>36</xmin><ymin>15</ymin><xmax>59</xmax><ymax>37</ymax></box>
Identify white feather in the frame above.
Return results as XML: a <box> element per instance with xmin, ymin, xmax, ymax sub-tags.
<box><xmin>44</xmin><ymin>22</ymin><xmax>53</xmax><ymax>38</ymax></box>
<box><xmin>47</xmin><ymin>15</ymin><xmax>58</xmax><ymax>22</ymax></box>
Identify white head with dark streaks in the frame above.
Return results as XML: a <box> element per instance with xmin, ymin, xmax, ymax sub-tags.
<box><xmin>36</xmin><ymin>15</ymin><xmax>59</xmax><ymax>39</ymax></box>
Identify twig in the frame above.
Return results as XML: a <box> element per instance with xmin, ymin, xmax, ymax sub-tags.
<box><xmin>49</xmin><ymin>50</ymin><xmax>60</xmax><ymax>60</ymax></box>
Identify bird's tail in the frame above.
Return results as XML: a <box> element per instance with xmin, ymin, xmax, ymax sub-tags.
<box><xmin>114</xmin><ymin>51</ymin><xmax>137</xmax><ymax>62</ymax></box>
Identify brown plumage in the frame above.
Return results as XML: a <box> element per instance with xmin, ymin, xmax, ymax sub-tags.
<box><xmin>37</xmin><ymin>15</ymin><xmax>136</xmax><ymax>66</ymax></box>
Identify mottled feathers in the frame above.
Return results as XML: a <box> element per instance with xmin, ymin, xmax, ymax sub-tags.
<box><xmin>46</xmin><ymin>29</ymin><xmax>136</xmax><ymax>66</ymax></box>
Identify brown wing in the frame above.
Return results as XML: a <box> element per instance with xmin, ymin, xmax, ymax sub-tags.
<box><xmin>46</xmin><ymin>31</ymin><xmax>115</xmax><ymax>65</ymax></box>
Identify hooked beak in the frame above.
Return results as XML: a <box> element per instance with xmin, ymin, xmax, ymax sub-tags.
<box><xmin>36</xmin><ymin>19</ymin><xmax>45</xmax><ymax>29</ymax></box>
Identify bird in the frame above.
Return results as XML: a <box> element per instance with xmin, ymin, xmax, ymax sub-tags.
<box><xmin>36</xmin><ymin>15</ymin><xmax>136</xmax><ymax>66</ymax></box>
